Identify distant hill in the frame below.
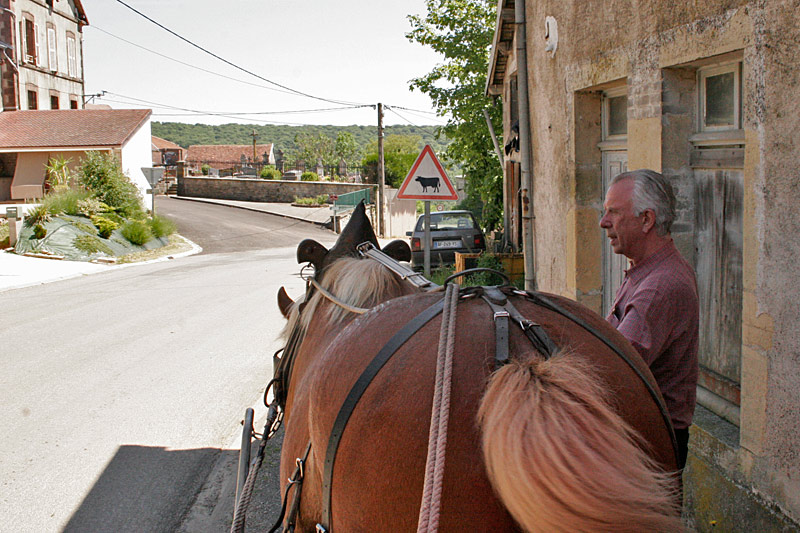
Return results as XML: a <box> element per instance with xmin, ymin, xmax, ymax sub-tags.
<box><xmin>151</xmin><ymin>122</ymin><xmax>449</xmax><ymax>159</ymax></box>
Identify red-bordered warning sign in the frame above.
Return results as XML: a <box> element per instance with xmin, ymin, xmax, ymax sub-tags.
<box><xmin>396</xmin><ymin>145</ymin><xmax>457</xmax><ymax>200</ymax></box>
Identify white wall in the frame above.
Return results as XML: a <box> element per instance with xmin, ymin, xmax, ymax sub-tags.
<box><xmin>120</xmin><ymin>118</ymin><xmax>154</xmax><ymax>211</ymax></box>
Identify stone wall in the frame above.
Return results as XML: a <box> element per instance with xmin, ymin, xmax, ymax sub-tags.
<box><xmin>178</xmin><ymin>176</ymin><xmax>376</xmax><ymax>204</ymax></box>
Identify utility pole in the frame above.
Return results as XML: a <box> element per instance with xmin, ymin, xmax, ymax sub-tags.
<box><xmin>250</xmin><ymin>129</ymin><xmax>258</xmax><ymax>164</ymax></box>
<box><xmin>377</xmin><ymin>102</ymin><xmax>385</xmax><ymax>237</ymax></box>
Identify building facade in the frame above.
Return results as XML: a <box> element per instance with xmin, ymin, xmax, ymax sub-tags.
<box><xmin>0</xmin><ymin>0</ymin><xmax>87</xmax><ymax>112</ymax></box>
<box><xmin>487</xmin><ymin>0</ymin><xmax>800</xmax><ymax>529</ymax></box>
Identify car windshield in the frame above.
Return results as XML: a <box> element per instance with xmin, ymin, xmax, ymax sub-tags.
<box><xmin>415</xmin><ymin>213</ymin><xmax>476</xmax><ymax>232</ymax></box>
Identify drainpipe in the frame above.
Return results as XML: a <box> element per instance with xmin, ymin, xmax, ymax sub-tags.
<box><xmin>515</xmin><ymin>0</ymin><xmax>537</xmax><ymax>291</ymax></box>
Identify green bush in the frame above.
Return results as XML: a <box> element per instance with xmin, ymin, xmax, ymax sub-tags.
<box><xmin>147</xmin><ymin>215</ymin><xmax>177</xmax><ymax>238</ymax></box>
<box><xmin>201</xmin><ymin>164</ymin><xmax>210</xmax><ymax>176</ymax></box>
<box><xmin>121</xmin><ymin>220</ymin><xmax>153</xmax><ymax>245</ymax></box>
<box><xmin>300</xmin><ymin>171</ymin><xmax>318</xmax><ymax>182</ymax></box>
<box><xmin>260</xmin><ymin>167</ymin><xmax>282</xmax><ymax>179</ymax></box>
<box><xmin>91</xmin><ymin>215</ymin><xmax>119</xmax><ymax>239</ymax></box>
<box><xmin>0</xmin><ymin>220</ymin><xmax>9</xmax><ymax>248</ymax></box>
<box><xmin>32</xmin><ymin>224</ymin><xmax>47</xmax><ymax>239</ymax></box>
<box><xmin>25</xmin><ymin>204</ymin><xmax>51</xmax><ymax>226</ymax></box>
<box><xmin>46</xmin><ymin>155</ymin><xmax>74</xmax><ymax>192</ymax></box>
<box><xmin>293</xmin><ymin>194</ymin><xmax>329</xmax><ymax>206</ymax></box>
<box><xmin>42</xmin><ymin>189</ymin><xmax>91</xmax><ymax>216</ymax></box>
<box><xmin>73</xmin><ymin>235</ymin><xmax>113</xmax><ymax>255</ymax></box>
<box><xmin>78</xmin><ymin>151</ymin><xmax>143</xmax><ymax>218</ymax></box>
<box><xmin>77</xmin><ymin>197</ymin><xmax>109</xmax><ymax>217</ymax></box>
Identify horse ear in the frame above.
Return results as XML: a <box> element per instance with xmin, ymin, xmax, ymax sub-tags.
<box><xmin>381</xmin><ymin>239</ymin><xmax>411</xmax><ymax>262</ymax></box>
<box><xmin>325</xmin><ymin>201</ymin><xmax>378</xmax><ymax>264</ymax></box>
<box><xmin>277</xmin><ymin>286</ymin><xmax>294</xmax><ymax>318</ymax></box>
<box><xmin>297</xmin><ymin>239</ymin><xmax>328</xmax><ymax>272</ymax></box>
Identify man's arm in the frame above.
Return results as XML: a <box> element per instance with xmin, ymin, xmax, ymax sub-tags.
<box><xmin>616</xmin><ymin>286</ymin><xmax>676</xmax><ymax>365</ymax></box>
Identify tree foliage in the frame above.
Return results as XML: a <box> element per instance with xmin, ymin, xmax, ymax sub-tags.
<box><xmin>407</xmin><ymin>0</ymin><xmax>503</xmax><ymax>230</ymax></box>
<box><xmin>361</xmin><ymin>134</ymin><xmax>423</xmax><ymax>188</ymax></box>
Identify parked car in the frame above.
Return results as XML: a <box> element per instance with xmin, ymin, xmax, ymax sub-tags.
<box><xmin>406</xmin><ymin>210</ymin><xmax>486</xmax><ymax>269</ymax></box>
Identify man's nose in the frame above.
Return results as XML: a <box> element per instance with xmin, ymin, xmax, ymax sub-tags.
<box><xmin>599</xmin><ymin>214</ymin><xmax>610</xmax><ymax>228</ymax></box>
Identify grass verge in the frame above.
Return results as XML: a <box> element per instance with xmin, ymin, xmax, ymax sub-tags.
<box><xmin>116</xmin><ymin>234</ymin><xmax>194</xmax><ymax>264</ymax></box>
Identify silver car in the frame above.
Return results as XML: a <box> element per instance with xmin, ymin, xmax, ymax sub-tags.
<box><xmin>406</xmin><ymin>210</ymin><xmax>486</xmax><ymax>268</ymax></box>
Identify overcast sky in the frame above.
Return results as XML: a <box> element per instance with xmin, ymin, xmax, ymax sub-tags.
<box><xmin>80</xmin><ymin>0</ymin><xmax>447</xmax><ymax>127</ymax></box>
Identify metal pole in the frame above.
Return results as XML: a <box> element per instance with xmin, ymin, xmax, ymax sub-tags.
<box><xmin>377</xmin><ymin>103</ymin><xmax>385</xmax><ymax>237</ymax></box>
<box><xmin>515</xmin><ymin>0</ymin><xmax>537</xmax><ymax>291</ymax></box>
<box><xmin>424</xmin><ymin>200</ymin><xmax>431</xmax><ymax>278</ymax></box>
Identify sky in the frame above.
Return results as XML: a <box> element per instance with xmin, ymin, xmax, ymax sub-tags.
<box><xmin>80</xmin><ymin>0</ymin><xmax>447</xmax><ymax>127</ymax></box>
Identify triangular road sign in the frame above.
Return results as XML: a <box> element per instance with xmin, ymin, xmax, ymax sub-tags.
<box><xmin>396</xmin><ymin>145</ymin><xmax>458</xmax><ymax>200</ymax></box>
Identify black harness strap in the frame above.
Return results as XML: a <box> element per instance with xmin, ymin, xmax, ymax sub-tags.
<box><xmin>319</xmin><ymin>297</ymin><xmax>446</xmax><ymax>532</ymax></box>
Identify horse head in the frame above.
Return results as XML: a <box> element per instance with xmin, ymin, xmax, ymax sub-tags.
<box><xmin>278</xmin><ymin>200</ymin><xmax>411</xmax><ymax>317</ymax></box>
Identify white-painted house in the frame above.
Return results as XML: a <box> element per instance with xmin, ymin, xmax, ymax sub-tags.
<box><xmin>0</xmin><ymin>108</ymin><xmax>153</xmax><ymax>207</ymax></box>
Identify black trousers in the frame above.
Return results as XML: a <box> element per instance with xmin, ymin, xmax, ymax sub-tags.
<box><xmin>675</xmin><ymin>427</ymin><xmax>690</xmax><ymax>470</ymax></box>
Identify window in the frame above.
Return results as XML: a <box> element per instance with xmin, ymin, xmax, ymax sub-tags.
<box><xmin>66</xmin><ymin>33</ymin><xmax>77</xmax><ymax>78</ymax></box>
<box><xmin>27</xmin><ymin>89</ymin><xmax>37</xmax><ymax>110</ymax></box>
<box><xmin>602</xmin><ymin>87</ymin><xmax>628</xmax><ymax>139</ymax></box>
<box><xmin>21</xmin><ymin>17</ymin><xmax>36</xmax><ymax>64</ymax></box>
<box><xmin>70</xmin><ymin>98</ymin><xmax>78</xmax><ymax>109</ymax></box>
<box><xmin>47</xmin><ymin>25</ymin><xmax>57</xmax><ymax>72</ymax></box>
<box><xmin>36</xmin><ymin>22</ymin><xmax>45</xmax><ymax>68</ymax></box>
<box><xmin>50</xmin><ymin>95</ymin><xmax>59</xmax><ymax>109</ymax></box>
<box><xmin>699</xmin><ymin>63</ymin><xmax>741</xmax><ymax>131</ymax></box>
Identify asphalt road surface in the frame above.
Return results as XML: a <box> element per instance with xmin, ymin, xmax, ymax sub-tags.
<box><xmin>0</xmin><ymin>198</ymin><xmax>336</xmax><ymax>532</ymax></box>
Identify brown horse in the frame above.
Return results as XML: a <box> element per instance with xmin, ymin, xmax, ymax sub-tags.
<box><xmin>274</xmin><ymin>203</ymin><xmax>682</xmax><ymax>532</ymax></box>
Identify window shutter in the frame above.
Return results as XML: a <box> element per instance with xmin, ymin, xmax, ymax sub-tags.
<box><xmin>48</xmin><ymin>27</ymin><xmax>58</xmax><ymax>72</ymax></box>
<box><xmin>19</xmin><ymin>21</ymin><xmax>27</xmax><ymax>63</ymax></box>
<box><xmin>35</xmin><ymin>23</ymin><xmax>44</xmax><ymax>67</ymax></box>
<box><xmin>67</xmin><ymin>36</ymin><xmax>76</xmax><ymax>77</ymax></box>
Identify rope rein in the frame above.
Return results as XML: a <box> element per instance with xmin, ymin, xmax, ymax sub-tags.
<box><xmin>308</xmin><ymin>277</ymin><xmax>370</xmax><ymax>315</ymax></box>
<box><xmin>417</xmin><ymin>282</ymin><xmax>460</xmax><ymax>532</ymax></box>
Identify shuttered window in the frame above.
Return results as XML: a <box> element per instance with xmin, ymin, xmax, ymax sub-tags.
<box><xmin>47</xmin><ymin>25</ymin><xmax>57</xmax><ymax>72</ymax></box>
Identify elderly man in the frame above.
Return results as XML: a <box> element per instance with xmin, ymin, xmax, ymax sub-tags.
<box><xmin>599</xmin><ymin>169</ymin><xmax>699</xmax><ymax>470</ymax></box>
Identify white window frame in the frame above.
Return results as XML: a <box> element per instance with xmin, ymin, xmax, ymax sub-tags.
<box><xmin>47</xmin><ymin>25</ymin><xmax>58</xmax><ymax>72</ymax></box>
<box><xmin>35</xmin><ymin>22</ymin><xmax>45</xmax><ymax>68</ymax></box>
<box><xmin>601</xmin><ymin>86</ymin><xmax>628</xmax><ymax>141</ymax></box>
<box><xmin>698</xmin><ymin>62</ymin><xmax>741</xmax><ymax>132</ymax></box>
<box><xmin>67</xmin><ymin>34</ymin><xmax>77</xmax><ymax>78</ymax></box>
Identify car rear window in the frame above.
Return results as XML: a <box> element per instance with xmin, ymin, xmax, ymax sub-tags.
<box><xmin>415</xmin><ymin>213</ymin><xmax>477</xmax><ymax>232</ymax></box>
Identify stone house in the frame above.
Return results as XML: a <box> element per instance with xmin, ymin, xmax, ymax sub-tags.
<box><xmin>151</xmin><ymin>135</ymin><xmax>183</xmax><ymax>167</ymax></box>
<box><xmin>487</xmin><ymin>0</ymin><xmax>799</xmax><ymax>529</ymax></box>
<box><xmin>186</xmin><ymin>144</ymin><xmax>275</xmax><ymax>175</ymax></box>
<box><xmin>0</xmin><ymin>109</ymin><xmax>153</xmax><ymax>206</ymax></box>
<box><xmin>0</xmin><ymin>0</ymin><xmax>88</xmax><ymax>111</ymax></box>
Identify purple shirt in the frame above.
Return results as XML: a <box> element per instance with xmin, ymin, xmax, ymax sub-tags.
<box><xmin>607</xmin><ymin>240</ymin><xmax>699</xmax><ymax>430</ymax></box>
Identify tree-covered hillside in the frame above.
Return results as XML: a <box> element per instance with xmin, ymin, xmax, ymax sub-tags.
<box><xmin>151</xmin><ymin>122</ymin><xmax>449</xmax><ymax>159</ymax></box>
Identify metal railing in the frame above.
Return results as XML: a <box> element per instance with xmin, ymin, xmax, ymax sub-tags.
<box><xmin>333</xmin><ymin>187</ymin><xmax>372</xmax><ymax>212</ymax></box>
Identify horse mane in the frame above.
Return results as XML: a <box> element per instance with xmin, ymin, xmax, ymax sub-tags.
<box><xmin>281</xmin><ymin>257</ymin><xmax>421</xmax><ymax>343</ymax></box>
<box><xmin>478</xmin><ymin>351</ymin><xmax>682</xmax><ymax>532</ymax></box>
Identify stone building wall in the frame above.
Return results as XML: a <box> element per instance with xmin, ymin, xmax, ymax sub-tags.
<box><xmin>178</xmin><ymin>176</ymin><xmax>375</xmax><ymax>204</ymax></box>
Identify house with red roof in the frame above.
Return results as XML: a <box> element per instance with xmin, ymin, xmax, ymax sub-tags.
<box><xmin>0</xmin><ymin>108</ymin><xmax>153</xmax><ymax>205</ymax></box>
<box><xmin>186</xmin><ymin>143</ymin><xmax>275</xmax><ymax>174</ymax></box>
<box><xmin>151</xmin><ymin>135</ymin><xmax>183</xmax><ymax>167</ymax></box>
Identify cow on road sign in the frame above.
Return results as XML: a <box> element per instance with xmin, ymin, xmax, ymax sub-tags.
<box><xmin>415</xmin><ymin>176</ymin><xmax>440</xmax><ymax>193</ymax></box>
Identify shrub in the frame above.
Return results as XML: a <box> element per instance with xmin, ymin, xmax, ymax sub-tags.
<box><xmin>201</xmin><ymin>164</ymin><xmax>210</xmax><ymax>176</ymax></box>
<box><xmin>73</xmin><ymin>235</ymin><xmax>113</xmax><ymax>256</ymax></box>
<box><xmin>121</xmin><ymin>220</ymin><xmax>153</xmax><ymax>245</ymax></box>
<box><xmin>32</xmin><ymin>224</ymin><xmax>47</xmax><ymax>239</ymax></box>
<box><xmin>42</xmin><ymin>189</ymin><xmax>91</xmax><ymax>216</ymax></box>
<box><xmin>25</xmin><ymin>204</ymin><xmax>51</xmax><ymax>226</ymax></box>
<box><xmin>0</xmin><ymin>220</ymin><xmax>8</xmax><ymax>248</ymax></box>
<box><xmin>77</xmin><ymin>197</ymin><xmax>109</xmax><ymax>217</ymax></box>
<box><xmin>293</xmin><ymin>195</ymin><xmax>329</xmax><ymax>206</ymax></box>
<box><xmin>78</xmin><ymin>151</ymin><xmax>143</xmax><ymax>218</ymax></box>
<box><xmin>91</xmin><ymin>215</ymin><xmax>119</xmax><ymax>238</ymax></box>
<box><xmin>300</xmin><ymin>171</ymin><xmax>318</xmax><ymax>182</ymax></box>
<box><xmin>260</xmin><ymin>166</ymin><xmax>282</xmax><ymax>179</ymax></box>
<box><xmin>46</xmin><ymin>155</ymin><xmax>74</xmax><ymax>192</ymax></box>
<box><xmin>148</xmin><ymin>215</ymin><xmax>177</xmax><ymax>238</ymax></box>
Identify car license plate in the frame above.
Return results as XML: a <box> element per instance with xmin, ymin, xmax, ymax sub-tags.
<box><xmin>434</xmin><ymin>240</ymin><xmax>461</xmax><ymax>249</ymax></box>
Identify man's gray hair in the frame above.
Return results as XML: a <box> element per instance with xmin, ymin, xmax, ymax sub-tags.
<box><xmin>610</xmin><ymin>169</ymin><xmax>676</xmax><ymax>236</ymax></box>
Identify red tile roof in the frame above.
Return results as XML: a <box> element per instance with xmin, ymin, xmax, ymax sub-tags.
<box><xmin>187</xmin><ymin>144</ymin><xmax>273</xmax><ymax>166</ymax></box>
<box><xmin>0</xmin><ymin>109</ymin><xmax>151</xmax><ymax>149</ymax></box>
<box><xmin>152</xmin><ymin>135</ymin><xmax>182</xmax><ymax>151</ymax></box>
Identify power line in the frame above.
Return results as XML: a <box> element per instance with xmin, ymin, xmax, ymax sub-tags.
<box><xmin>112</xmin><ymin>0</ymin><xmax>366</xmax><ymax>107</ymax></box>
<box><xmin>385</xmin><ymin>105</ymin><xmax>442</xmax><ymax>130</ymax></box>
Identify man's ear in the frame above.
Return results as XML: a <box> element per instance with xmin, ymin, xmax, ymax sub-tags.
<box><xmin>642</xmin><ymin>209</ymin><xmax>657</xmax><ymax>233</ymax></box>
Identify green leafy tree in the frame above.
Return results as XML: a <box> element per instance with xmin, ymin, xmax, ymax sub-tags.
<box><xmin>294</xmin><ymin>132</ymin><xmax>335</xmax><ymax>167</ymax></box>
<box><xmin>407</xmin><ymin>0</ymin><xmax>503</xmax><ymax>230</ymax></box>
<box><xmin>78</xmin><ymin>151</ymin><xmax>143</xmax><ymax>219</ymax></box>
<box><xmin>334</xmin><ymin>132</ymin><xmax>361</xmax><ymax>166</ymax></box>
<box><xmin>361</xmin><ymin>134</ymin><xmax>422</xmax><ymax>188</ymax></box>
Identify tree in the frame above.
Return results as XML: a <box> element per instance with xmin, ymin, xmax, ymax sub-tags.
<box><xmin>294</xmin><ymin>132</ymin><xmax>335</xmax><ymax>167</ymax></box>
<box><xmin>361</xmin><ymin>134</ymin><xmax>422</xmax><ymax>188</ymax></box>
<box><xmin>407</xmin><ymin>0</ymin><xmax>503</xmax><ymax>230</ymax></box>
<box><xmin>334</xmin><ymin>131</ymin><xmax>361</xmax><ymax>166</ymax></box>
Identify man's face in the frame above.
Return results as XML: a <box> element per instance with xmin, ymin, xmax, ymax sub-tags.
<box><xmin>600</xmin><ymin>179</ymin><xmax>645</xmax><ymax>261</ymax></box>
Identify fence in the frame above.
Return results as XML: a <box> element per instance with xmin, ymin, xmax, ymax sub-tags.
<box><xmin>333</xmin><ymin>188</ymin><xmax>373</xmax><ymax>213</ymax></box>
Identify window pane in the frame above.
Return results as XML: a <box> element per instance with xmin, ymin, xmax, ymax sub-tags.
<box><xmin>705</xmin><ymin>72</ymin><xmax>735</xmax><ymax>127</ymax></box>
<box><xmin>608</xmin><ymin>95</ymin><xmax>627</xmax><ymax>136</ymax></box>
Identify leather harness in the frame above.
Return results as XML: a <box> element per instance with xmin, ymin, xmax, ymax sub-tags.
<box><xmin>271</xmin><ymin>254</ymin><xmax>678</xmax><ymax>533</ymax></box>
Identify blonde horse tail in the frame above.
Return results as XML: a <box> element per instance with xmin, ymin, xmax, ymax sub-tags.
<box><xmin>478</xmin><ymin>352</ymin><xmax>683</xmax><ymax>533</ymax></box>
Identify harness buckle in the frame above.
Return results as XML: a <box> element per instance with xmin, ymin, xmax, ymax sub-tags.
<box><xmin>316</xmin><ymin>525</ymin><xmax>328</xmax><ymax>533</ymax></box>
<box><xmin>493</xmin><ymin>310</ymin><xmax>510</xmax><ymax>320</ymax></box>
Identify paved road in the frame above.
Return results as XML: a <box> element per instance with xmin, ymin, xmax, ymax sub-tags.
<box><xmin>0</xmin><ymin>199</ymin><xmax>336</xmax><ymax>532</ymax></box>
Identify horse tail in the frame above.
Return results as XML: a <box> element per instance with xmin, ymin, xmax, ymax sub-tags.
<box><xmin>477</xmin><ymin>352</ymin><xmax>682</xmax><ymax>533</ymax></box>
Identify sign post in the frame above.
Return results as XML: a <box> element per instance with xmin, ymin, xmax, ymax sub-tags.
<box><xmin>397</xmin><ymin>145</ymin><xmax>458</xmax><ymax>278</ymax></box>
<box><xmin>141</xmin><ymin>167</ymin><xmax>164</xmax><ymax>215</ymax></box>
